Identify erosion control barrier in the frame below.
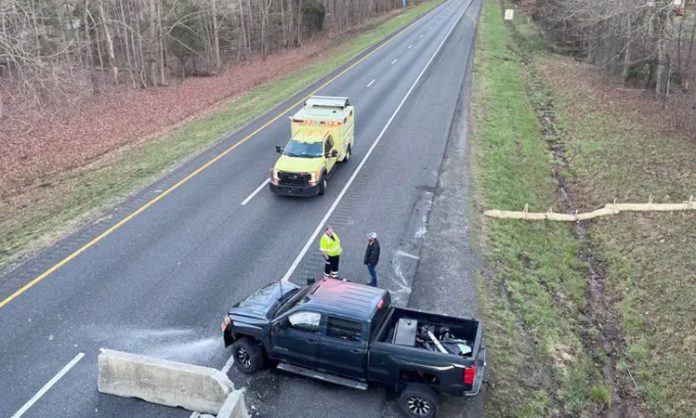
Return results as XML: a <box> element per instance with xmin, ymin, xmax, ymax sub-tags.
<box><xmin>97</xmin><ymin>348</ymin><xmax>246</xmax><ymax>416</ymax></box>
<box><xmin>484</xmin><ymin>197</ymin><xmax>696</xmax><ymax>222</ymax></box>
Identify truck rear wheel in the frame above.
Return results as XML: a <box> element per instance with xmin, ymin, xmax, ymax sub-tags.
<box><xmin>342</xmin><ymin>145</ymin><xmax>351</xmax><ymax>163</ymax></box>
<box><xmin>232</xmin><ymin>337</ymin><xmax>264</xmax><ymax>374</ymax></box>
<box><xmin>399</xmin><ymin>384</ymin><xmax>438</xmax><ymax>418</ymax></box>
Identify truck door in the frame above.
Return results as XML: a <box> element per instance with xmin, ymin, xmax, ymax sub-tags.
<box><xmin>325</xmin><ymin>136</ymin><xmax>337</xmax><ymax>173</ymax></box>
<box><xmin>271</xmin><ymin>311</ymin><xmax>322</xmax><ymax>369</ymax></box>
<box><xmin>317</xmin><ymin>316</ymin><xmax>367</xmax><ymax>380</ymax></box>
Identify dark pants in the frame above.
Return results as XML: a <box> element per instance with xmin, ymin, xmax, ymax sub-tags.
<box><xmin>367</xmin><ymin>264</ymin><xmax>377</xmax><ymax>286</ymax></box>
<box><xmin>324</xmin><ymin>255</ymin><xmax>339</xmax><ymax>277</ymax></box>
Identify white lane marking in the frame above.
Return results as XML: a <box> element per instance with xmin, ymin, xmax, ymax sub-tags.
<box><xmin>221</xmin><ymin>353</ymin><xmax>236</xmax><ymax>374</ymax></box>
<box><xmin>281</xmin><ymin>4</ymin><xmax>468</xmax><ymax>283</ymax></box>
<box><xmin>391</xmin><ymin>58</ymin><xmax>398</xmax><ymax>65</ymax></box>
<box><xmin>366</xmin><ymin>79</ymin><xmax>376</xmax><ymax>88</ymax></box>
<box><xmin>408</xmin><ymin>44</ymin><xmax>413</xmax><ymax>49</ymax></box>
<box><xmin>396</xmin><ymin>250</ymin><xmax>420</xmax><ymax>260</ymax></box>
<box><xmin>241</xmin><ymin>178</ymin><xmax>271</xmax><ymax>206</ymax></box>
<box><xmin>419</xmin><ymin>34</ymin><xmax>424</xmax><ymax>38</ymax></box>
<box><xmin>188</xmin><ymin>412</ymin><xmax>200</xmax><ymax>418</ymax></box>
<box><xmin>12</xmin><ymin>352</ymin><xmax>85</xmax><ymax>418</ymax></box>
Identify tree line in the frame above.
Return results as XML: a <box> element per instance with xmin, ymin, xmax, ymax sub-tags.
<box><xmin>530</xmin><ymin>0</ymin><xmax>696</xmax><ymax>97</ymax></box>
<box><xmin>0</xmin><ymin>0</ymin><xmax>412</xmax><ymax>117</ymax></box>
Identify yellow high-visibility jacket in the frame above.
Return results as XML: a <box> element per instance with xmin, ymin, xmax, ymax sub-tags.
<box><xmin>320</xmin><ymin>233</ymin><xmax>342</xmax><ymax>257</ymax></box>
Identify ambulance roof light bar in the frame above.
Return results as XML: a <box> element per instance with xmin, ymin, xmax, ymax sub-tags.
<box><xmin>305</xmin><ymin>96</ymin><xmax>351</xmax><ymax>109</ymax></box>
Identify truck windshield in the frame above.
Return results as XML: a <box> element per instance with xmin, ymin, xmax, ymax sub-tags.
<box><xmin>284</xmin><ymin>140</ymin><xmax>323</xmax><ymax>158</ymax></box>
<box><xmin>272</xmin><ymin>287</ymin><xmax>311</xmax><ymax>317</ymax></box>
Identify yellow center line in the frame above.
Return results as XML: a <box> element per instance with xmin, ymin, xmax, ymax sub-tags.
<box><xmin>0</xmin><ymin>7</ymin><xmax>436</xmax><ymax>310</ymax></box>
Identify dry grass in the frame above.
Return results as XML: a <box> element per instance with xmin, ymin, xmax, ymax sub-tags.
<box><xmin>540</xmin><ymin>54</ymin><xmax>696</xmax><ymax>418</ymax></box>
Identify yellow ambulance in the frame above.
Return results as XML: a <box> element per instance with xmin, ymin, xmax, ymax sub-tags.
<box><xmin>270</xmin><ymin>96</ymin><xmax>355</xmax><ymax>196</ymax></box>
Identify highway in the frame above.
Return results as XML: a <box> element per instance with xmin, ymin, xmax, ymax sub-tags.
<box><xmin>0</xmin><ymin>0</ymin><xmax>482</xmax><ymax>416</ymax></box>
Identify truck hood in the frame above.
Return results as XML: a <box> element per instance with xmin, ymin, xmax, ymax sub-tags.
<box><xmin>229</xmin><ymin>280</ymin><xmax>300</xmax><ymax>320</ymax></box>
<box><xmin>274</xmin><ymin>156</ymin><xmax>325</xmax><ymax>174</ymax></box>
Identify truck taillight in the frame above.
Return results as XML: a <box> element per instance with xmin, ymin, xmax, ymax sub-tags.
<box><xmin>463</xmin><ymin>366</ymin><xmax>476</xmax><ymax>385</ymax></box>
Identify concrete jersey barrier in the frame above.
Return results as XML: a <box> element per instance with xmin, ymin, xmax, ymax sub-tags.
<box><xmin>98</xmin><ymin>348</ymin><xmax>235</xmax><ymax>414</ymax></box>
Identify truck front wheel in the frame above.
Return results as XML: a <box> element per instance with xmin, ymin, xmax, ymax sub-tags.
<box><xmin>232</xmin><ymin>337</ymin><xmax>264</xmax><ymax>374</ymax></box>
<box><xmin>399</xmin><ymin>384</ymin><xmax>439</xmax><ymax>418</ymax></box>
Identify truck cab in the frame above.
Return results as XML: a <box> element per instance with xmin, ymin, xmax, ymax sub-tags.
<box><xmin>221</xmin><ymin>278</ymin><xmax>486</xmax><ymax>418</ymax></box>
<box><xmin>270</xmin><ymin>96</ymin><xmax>355</xmax><ymax>196</ymax></box>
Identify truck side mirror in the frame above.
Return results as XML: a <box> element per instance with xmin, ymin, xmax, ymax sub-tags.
<box><xmin>275</xmin><ymin>145</ymin><xmax>283</xmax><ymax>153</ymax></box>
<box><xmin>330</xmin><ymin>149</ymin><xmax>338</xmax><ymax>157</ymax></box>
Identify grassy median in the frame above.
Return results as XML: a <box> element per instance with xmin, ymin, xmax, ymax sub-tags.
<box><xmin>0</xmin><ymin>0</ymin><xmax>443</xmax><ymax>271</ymax></box>
<box><xmin>471</xmin><ymin>1</ymin><xmax>612</xmax><ymax>416</ymax></box>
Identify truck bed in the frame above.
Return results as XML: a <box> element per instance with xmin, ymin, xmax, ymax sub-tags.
<box><xmin>376</xmin><ymin>307</ymin><xmax>481</xmax><ymax>358</ymax></box>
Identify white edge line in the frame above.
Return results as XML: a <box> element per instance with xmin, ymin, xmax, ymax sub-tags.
<box><xmin>188</xmin><ymin>412</ymin><xmax>200</xmax><ymax>418</ymax></box>
<box><xmin>241</xmin><ymin>178</ymin><xmax>271</xmax><ymax>206</ymax></box>
<box><xmin>408</xmin><ymin>44</ymin><xmax>413</xmax><ymax>49</ymax></box>
<box><xmin>221</xmin><ymin>353</ymin><xmax>236</xmax><ymax>375</ymax></box>
<box><xmin>11</xmin><ymin>352</ymin><xmax>85</xmax><ymax>418</ymax></box>
<box><xmin>391</xmin><ymin>58</ymin><xmax>398</xmax><ymax>65</ymax></box>
<box><xmin>367</xmin><ymin>79</ymin><xmax>376</xmax><ymax>88</ymax></box>
<box><xmin>396</xmin><ymin>250</ymin><xmax>420</xmax><ymax>260</ymax></box>
<box><xmin>281</xmin><ymin>5</ymin><xmax>468</xmax><ymax>283</ymax></box>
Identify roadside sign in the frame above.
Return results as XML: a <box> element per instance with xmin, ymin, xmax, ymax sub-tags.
<box><xmin>504</xmin><ymin>9</ymin><xmax>514</xmax><ymax>21</ymax></box>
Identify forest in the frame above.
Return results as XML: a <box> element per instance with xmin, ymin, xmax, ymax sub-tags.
<box><xmin>0</xmin><ymin>0</ymin><xmax>412</xmax><ymax>118</ymax></box>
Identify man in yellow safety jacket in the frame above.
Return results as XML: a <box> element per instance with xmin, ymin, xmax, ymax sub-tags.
<box><xmin>320</xmin><ymin>225</ymin><xmax>342</xmax><ymax>278</ymax></box>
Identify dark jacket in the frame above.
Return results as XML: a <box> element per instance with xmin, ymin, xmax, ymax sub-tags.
<box><xmin>363</xmin><ymin>239</ymin><xmax>380</xmax><ymax>266</ymax></box>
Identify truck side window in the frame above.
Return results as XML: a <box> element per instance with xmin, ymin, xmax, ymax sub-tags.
<box><xmin>288</xmin><ymin>311</ymin><xmax>321</xmax><ymax>333</ymax></box>
<box><xmin>326</xmin><ymin>316</ymin><xmax>362</xmax><ymax>342</ymax></box>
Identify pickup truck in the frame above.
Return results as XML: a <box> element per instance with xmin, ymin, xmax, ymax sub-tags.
<box><xmin>221</xmin><ymin>278</ymin><xmax>486</xmax><ymax>418</ymax></box>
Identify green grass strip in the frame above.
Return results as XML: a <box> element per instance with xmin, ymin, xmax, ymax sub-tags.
<box><xmin>471</xmin><ymin>0</ymin><xmax>607</xmax><ymax>416</ymax></box>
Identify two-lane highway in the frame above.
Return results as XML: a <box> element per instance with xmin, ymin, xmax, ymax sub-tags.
<box><xmin>0</xmin><ymin>1</ymin><xmax>482</xmax><ymax>416</ymax></box>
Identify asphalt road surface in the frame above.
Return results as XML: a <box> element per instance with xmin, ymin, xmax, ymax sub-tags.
<box><xmin>0</xmin><ymin>0</ymin><xmax>482</xmax><ymax>417</ymax></box>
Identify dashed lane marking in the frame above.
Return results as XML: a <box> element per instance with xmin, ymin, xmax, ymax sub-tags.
<box><xmin>241</xmin><ymin>178</ymin><xmax>271</xmax><ymax>206</ymax></box>
<box><xmin>11</xmin><ymin>352</ymin><xmax>85</xmax><ymax>418</ymax></box>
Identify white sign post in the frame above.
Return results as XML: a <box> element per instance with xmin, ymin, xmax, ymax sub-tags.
<box><xmin>504</xmin><ymin>9</ymin><xmax>514</xmax><ymax>21</ymax></box>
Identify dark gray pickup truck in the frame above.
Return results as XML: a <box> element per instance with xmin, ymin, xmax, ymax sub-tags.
<box><xmin>221</xmin><ymin>278</ymin><xmax>485</xmax><ymax>418</ymax></box>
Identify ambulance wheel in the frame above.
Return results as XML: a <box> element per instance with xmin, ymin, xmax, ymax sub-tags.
<box><xmin>343</xmin><ymin>145</ymin><xmax>351</xmax><ymax>162</ymax></box>
<box><xmin>319</xmin><ymin>176</ymin><xmax>327</xmax><ymax>195</ymax></box>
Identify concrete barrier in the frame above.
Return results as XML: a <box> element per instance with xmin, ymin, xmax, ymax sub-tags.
<box><xmin>216</xmin><ymin>390</ymin><xmax>248</xmax><ymax>418</ymax></box>
<box><xmin>98</xmin><ymin>348</ymin><xmax>234</xmax><ymax>414</ymax></box>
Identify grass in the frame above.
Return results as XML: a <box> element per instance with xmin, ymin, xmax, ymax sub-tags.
<box><xmin>473</xmin><ymin>0</ymin><xmax>696</xmax><ymax>417</ymax></box>
<box><xmin>0</xmin><ymin>0</ymin><xmax>443</xmax><ymax>271</ymax></box>
<box><xmin>538</xmin><ymin>42</ymin><xmax>696</xmax><ymax>418</ymax></box>
<box><xmin>470</xmin><ymin>0</ymin><xmax>607</xmax><ymax>416</ymax></box>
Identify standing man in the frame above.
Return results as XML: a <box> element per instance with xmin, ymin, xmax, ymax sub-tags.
<box><xmin>320</xmin><ymin>225</ymin><xmax>342</xmax><ymax>278</ymax></box>
<box><xmin>364</xmin><ymin>232</ymin><xmax>380</xmax><ymax>286</ymax></box>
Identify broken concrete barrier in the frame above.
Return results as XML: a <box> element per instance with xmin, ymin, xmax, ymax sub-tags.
<box><xmin>98</xmin><ymin>348</ymin><xmax>233</xmax><ymax>414</ymax></box>
<box><xmin>216</xmin><ymin>390</ymin><xmax>248</xmax><ymax>418</ymax></box>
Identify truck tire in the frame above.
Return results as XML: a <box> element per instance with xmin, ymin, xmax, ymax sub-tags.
<box><xmin>232</xmin><ymin>337</ymin><xmax>264</xmax><ymax>374</ymax></box>
<box><xmin>398</xmin><ymin>384</ymin><xmax>439</xmax><ymax>418</ymax></box>
<box><xmin>318</xmin><ymin>175</ymin><xmax>327</xmax><ymax>195</ymax></box>
<box><xmin>341</xmin><ymin>145</ymin><xmax>351</xmax><ymax>163</ymax></box>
